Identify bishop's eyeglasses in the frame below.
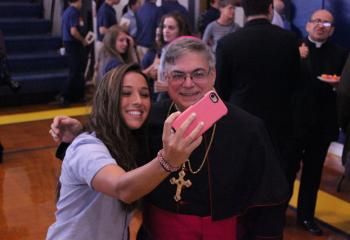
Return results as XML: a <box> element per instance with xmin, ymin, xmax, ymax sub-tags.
<box><xmin>309</xmin><ymin>19</ymin><xmax>333</xmax><ymax>28</ymax></box>
<box><xmin>167</xmin><ymin>68</ymin><xmax>211</xmax><ymax>85</ymax></box>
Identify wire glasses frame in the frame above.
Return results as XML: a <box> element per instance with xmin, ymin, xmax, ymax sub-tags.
<box><xmin>309</xmin><ymin>19</ymin><xmax>333</xmax><ymax>28</ymax></box>
<box><xmin>166</xmin><ymin>68</ymin><xmax>212</xmax><ymax>85</ymax></box>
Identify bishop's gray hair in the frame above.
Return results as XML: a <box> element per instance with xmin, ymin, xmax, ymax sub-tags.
<box><xmin>159</xmin><ymin>37</ymin><xmax>216</xmax><ymax>82</ymax></box>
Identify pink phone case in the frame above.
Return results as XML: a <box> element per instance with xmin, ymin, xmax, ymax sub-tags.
<box><xmin>172</xmin><ymin>91</ymin><xmax>228</xmax><ymax>138</ymax></box>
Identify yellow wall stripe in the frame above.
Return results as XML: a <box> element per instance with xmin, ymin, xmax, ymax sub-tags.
<box><xmin>0</xmin><ymin>106</ymin><xmax>91</xmax><ymax>125</ymax></box>
<box><xmin>289</xmin><ymin>180</ymin><xmax>350</xmax><ymax>234</ymax></box>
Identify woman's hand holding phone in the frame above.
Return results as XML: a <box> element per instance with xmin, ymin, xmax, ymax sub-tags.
<box><xmin>161</xmin><ymin>112</ymin><xmax>203</xmax><ymax>169</ymax></box>
<box><xmin>171</xmin><ymin>91</ymin><xmax>228</xmax><ymax>138</ymax></box>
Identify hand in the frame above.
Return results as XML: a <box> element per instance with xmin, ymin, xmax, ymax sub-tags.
<box><xmin>49</xmin><ymin>116</ymin><xmax>83</xmax><ymax>143</ymax></box>
<box><xmin>149</xmin><ymin>65</ymin><xmax>158</xmax><ymax>80</ymax></box>
<box><xmin>329</xmin><ymin>81</ymin><xmax>339</xmax><ymax>91</ymax></box>
<box><xmin>148</xmin><ymin>57</ymin><xmax>160</xmax><ymax>79</ymax></box>
<box><xmin>120</xmin><ymin>22</ymin><xmax>129</xmax><ymax>30</ymax></box>
<box><xmin>161</xmin><ymin>112</ymin><xmax>203</xmax><ymax>168</ymax></box>
<box><xmin>94</xmin><ymin>62</ymin><xmax>99</xmax><ymax>72</ymax></box>
<box><xmin>154</xmin><ymin>81</ymin><xmax>168</xmax><ymax>92</ymax></box>
<box><xmin>299</xmin><ymin>43</ymin><xmax>309</xmax><ymax>58</ymax></box>
<box><xmin>143</xmin><ymin>64</ymin><xmax>158</xmax><ymax>80</ymax></box>
<box><xmin>82</xmin><ymin>39</ymin><xmax>89</xmax><ymax>46</ymax></box>
<box><xmin>126</xmin><ymin>35</ymin><xmax>134</xmax><ymax>47</ymax></box>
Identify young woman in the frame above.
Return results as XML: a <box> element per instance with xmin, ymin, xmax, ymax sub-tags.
<box><xmin>141</xmin><ymin>12</ymin><xmax>191</xmax><ymax>101</ymax></box>
<box><xmin>46</xmin><ymin>63</ymin><xmax>203</xmax><ymax>240</ymax></box>
<box><xmin>96</xmin><ymin>26</ymin><xmax>138</xmax><ymax>84</ymax></box>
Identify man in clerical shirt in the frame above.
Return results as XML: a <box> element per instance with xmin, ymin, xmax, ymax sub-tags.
<box><xmin>292</xmin><ymin>9</ymin><xmax>348</xmax><ymax>236</ymax></box>
<box><xmin>51</xmin><ymin>37</ymin><xmax>289</xmax><ymax>239</ymax></box>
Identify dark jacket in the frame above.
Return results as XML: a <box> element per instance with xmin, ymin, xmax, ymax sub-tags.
<box><xmin>146</xmin><ymin>100</ymin><xmax>289</xmax><ymax>239</ymax></box>
<box><xmin>215</xmin><ymin>18</ymin><xmax>300</xmax><ymax>145</ymax></box>
<box><xmin>295</xmin><ymin>38</ymin><xmax>348</xmax><ymax>141</ymax></box>
<box><xmin>338</xmin><ymin>55</ymin><xmax>350</xmax><ymax>166</ymax></box>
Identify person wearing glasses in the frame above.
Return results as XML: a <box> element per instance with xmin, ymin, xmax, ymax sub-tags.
<box><xmin>50</xmin><ymin>38</ymin><xmax>289</xmax><ymax>239</ymax></box>
<box><xmin>292</xmin><ymin>9</ymin><xmax>349</xmax><ymax>235</ymax></box>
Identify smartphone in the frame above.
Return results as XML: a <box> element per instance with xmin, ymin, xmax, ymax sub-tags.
<box><xmin>171</xmin><ymin>91</ymin><xmax>228</xmax><ymax>138</ymax></box>
<box><xmin>85</xmin><ymin>31</ymin><xmax>95</xmax><ymax>45</ymax></box>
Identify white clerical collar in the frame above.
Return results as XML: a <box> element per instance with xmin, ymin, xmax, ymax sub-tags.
<box><xmin>308</xmin><ymin>36</ymin><xmax>325</xmax><ymax>48</ymax></box>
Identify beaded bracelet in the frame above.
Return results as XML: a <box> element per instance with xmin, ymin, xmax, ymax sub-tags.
<box><xmin>157</xmin><ymin>150</ymin><xmax>181</xmax><ymax>173</ymax></box>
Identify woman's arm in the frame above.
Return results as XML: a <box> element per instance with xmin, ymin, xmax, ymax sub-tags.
<box><xmin>91</xmin><ymin>156</ymin><xmax>169</xmax><ymax>203</ymax></box>
<box><xmin>92</xmin><ymin>112</ymin><xmax>203</xmax><ymax>203</ymax></box>
<box><xmin>50</xmin><ymin>116</ymin><xmax>84</xmax><ymax>143</ymax></box>
<box><xmin>142</xmin><ymin>56</ymin><xmax>160</xmax><ymax>80</ymax></box>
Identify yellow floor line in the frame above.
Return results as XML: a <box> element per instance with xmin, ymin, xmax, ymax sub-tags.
<box><xmin>290</xmin><ymin>180</ymin><xmax>350</xmax><ymax>234</ymax></box>
<box><xmin>0</xmin><ymin>106</ymin><xmax>91</xmax><ymax>125</ymax></box>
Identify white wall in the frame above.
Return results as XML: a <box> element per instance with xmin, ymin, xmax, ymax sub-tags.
<box><xmin>178</xmin><ymin>0</ymin><xmax>188</xmax><ymax>9</ymax></box>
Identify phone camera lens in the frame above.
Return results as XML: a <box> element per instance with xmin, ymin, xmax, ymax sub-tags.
<box><xmin>210</xmin><ymin>93</ymin><xmax>218</xmax><ymax>103</ymax></box>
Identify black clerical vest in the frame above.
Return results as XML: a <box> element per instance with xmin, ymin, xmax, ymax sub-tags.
<box><xmin>295</xmin><ymin>39</ymin><xmax>348</xmax><ymax>140</ymax></box>
<box><xmin>145</xmin><ymin>100</ymin><xmax>289</xmax><ymax>220</ymax></box>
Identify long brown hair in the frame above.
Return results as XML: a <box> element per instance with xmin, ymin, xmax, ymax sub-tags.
<box><xmin>88</xmin><ymin>63</ymin><xmax>149</xmax><ymax>172</ymax></box>
<box><xmin>158</xmin><ymin>12</ymin><xmax>191</xmax><ymax>49</ymax></box>
<box><xmin>57</xmin><ymin>64</ymin><xmax>150</xmax><ymax>211</ymax></box>
<box><xmin>101</xmin><ymin>25</ymin><xmax>137</xmax><ymax>64</ymax></box>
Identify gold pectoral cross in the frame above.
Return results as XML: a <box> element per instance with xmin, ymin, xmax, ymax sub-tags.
<box><xmin>170</xmin><ymin>169</ymin><xmax>192</xmax><ymax>202</ymax></box>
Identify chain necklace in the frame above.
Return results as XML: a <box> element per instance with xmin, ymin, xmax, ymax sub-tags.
<box><xmin>167</xmin><ymin>101</ymin><xmax>217</xmax><ymax>175</ymax></box>
<box><xmin>186</xmin><ymin>124</ymin><xmax>216</xmax><ymax>174</ymax></box>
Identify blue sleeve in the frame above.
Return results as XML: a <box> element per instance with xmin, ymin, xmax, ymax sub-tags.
<box><xmin>103</xmin><ymin>58</ymin><xmax>122</xmax><ymax>75</ymax></box>
<box><xmin>98</xmin><ymin>7</ymin><xmax>116</xmax><ymax>28</ymax></box>
<box><xmin>97</xmin><ymin>8</ymin><xmax>107</xmax><ymax>28</ymax></box>
<box><xmin>68</xmin><ymin>10</ymin><xmax>79</xmax><ymax>29</ymax></box>
<box><xmin>141</xmin><ymin>50</ymin><xmax>156</xmax><ymax>69</ymax></box>
<box><xmin>202</xmin><ymin>23</ymin><xmax>213</xmax><ymax>44</ymax></box>
<box><xmin>155</xmin><ymin>7</ymin><xmax>164</xmax><ymax>26</ymax></box>
<box><xmin>64</xmin><ymin>134</ymin><xmax>117</xmax><ymax>188</ymax></box>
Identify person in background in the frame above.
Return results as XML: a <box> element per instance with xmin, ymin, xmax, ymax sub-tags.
<box><xmin>47</xmin><ymin>63</ymin><xmax>203</xmax><ymax>240</ymax></box>
<box><xmin>97</xmin><ymin>0</ymin><xmax>120</xmax><ymax>42</ymax></box>
<box><xmin>198</xmin><ymin>0</ymin><xmax>220</xmax><ymax>36</ymax></box>
<box><xmin>94</xmin><ymin>0</ymin><xmax>121</xmax><ymax>84</ymax></box>
<box><xmin>135</xmin><ymin>0</ymin><xmax>163</xmax><ymax>61</ymax></box>
<box><xmin>50</xmin><ymin>37</ymin><xmax>289</xmax><ymax>240</ymax></box>
<box><xmin>202</xmin><ymin>0</ymin><xmax>240</xmax><ymax>53</ymax></box>
<box><xmin>271</xmin><ymin>0</ymin><xmax>285</xmax><ymax>28</ymax></box>
<box><xmin>142</xmin><ymin>12</ymin><xmax>191</xmax><ymax>101</ymax></box>
<box><xmin>215</xmin><ymin>0</ymin><xmax>300</xmax><ymax>196</ymax></box>
<box><xmin>121</xmin><ymin>0</ymin><xmax>142</xmax><ymax>39</ymax></box>
<box><xmin>140</xmin><ymin>27</ymin><xmax>162</xmax><ymax>73</ymax></box>
<box><xmin>292</xmin><ymin>9</ymin><xmax>348</xmax><ymax>235</ymax></box>
<box><xmin>337</xmin><ymin>55</ymin><xmax>350</xmax><ymax>190</ymax></box>
<box><xmin>59</xmin><ymin>0</ymin><xmax>89</xmax><ymax>107</ymax></box>
<box><xmin>160</xmin><ymin>0</ymin><xmax>191</xmax><ymax>29</ymax></box>
<box><xmin>0</xmin><ymin>29</ymin><xmax>20</xmax><ymax>93</ymax></box>
<box><xmin>97</xmin><ymin>26</ymin><xmax>138</xmax><ymax>84</ymax></box>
